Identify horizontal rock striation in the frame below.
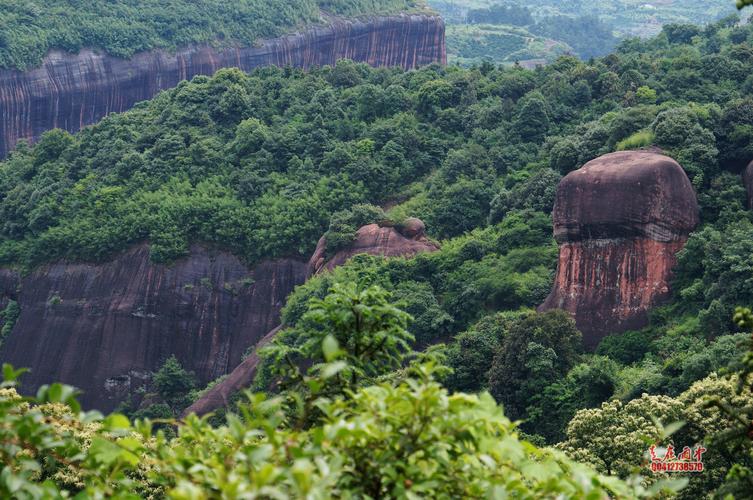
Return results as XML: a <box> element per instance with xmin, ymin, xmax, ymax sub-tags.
<box><xmin>540</xmin><ymin>151</ymin><xmax>699</xmax><ymax>348</ymax></box>
<box><xmin>0</xmin><ymin>244</ymin><xmax>308</xmax><ymax>411</ymax></box>
<box><xmin>0</xmin><ymin>14</ymin><xmax>445</xmax><ymax>158</ymax></box>
<box><xmin>185</xmin><ymin>218</ymin><xmax>439</xmax><ymax>416</ymax></box>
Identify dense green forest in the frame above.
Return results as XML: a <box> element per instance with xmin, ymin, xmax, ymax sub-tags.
<box><xmin>0</xmin><ymin>0</ymin><xmax>422</xmax><ymax>70</ymax></box>
<box><xmin>3</xmin><ymin>6</ymin><xmax>753</xmax><ymax>498</ymax></box>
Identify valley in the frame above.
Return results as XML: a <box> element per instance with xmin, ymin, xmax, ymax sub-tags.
<box><xmin>431</xmin><ymin>0</ymin><xmax>743</xmax><ymax>64</ymax></box>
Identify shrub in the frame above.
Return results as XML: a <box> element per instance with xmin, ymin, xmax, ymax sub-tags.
<box><xmin>616</xmin><ymin>130</ymin><xmax>655</xmax><ymax>151</ymax></box>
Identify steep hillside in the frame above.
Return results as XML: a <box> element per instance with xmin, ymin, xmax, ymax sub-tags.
<box><xmin>0</xmin><ymin>0</ymin><xmax>426</xmax><ymax>70</ymax></box>
<box><xmin>0</xmin><ymin>1</ymin><xmax>445</xmax><ymax>158</ymax></box>
<box><xmin>2</xmin><ymin>3</ymin><xmax>753</xmax><ymax>496</ymax></box>
<box><xmin>0</xmin><ymin>245</ymin><xmax>308</xmax><ymax>411</ymax></box>
<box><xmin>1</xmin><ymin>16</ymin><xmax>753</xmax><ymax>493</ymax></box>
<box><xmin>185</xmin><ymin>217</ymin><xmax>439</xmax><ymax>416</ymax></box>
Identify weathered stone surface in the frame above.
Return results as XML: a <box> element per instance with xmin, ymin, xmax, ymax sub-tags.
<box><xmin>540</xmin><ymin>151</ymin><xmax>699</xmax><ymax>348</ymax></box>
<box><xmin>400</xmin><ymin>217</ymin><xmax>426</xmax><ymax>238</ymax></box>
<box><xmin>308</xmin><ymin>222</ymin><xmax>439</xmax><ymax>275</ymax></box>
<box><xmin>185</xmin><ymin>220</ymin><xmax>439</xmax><ymax>416</ymax></box>
<box><xmin>182</xmin><ymin>326</ymin><xmax>281</xmax><ymax>417</ymax></box>
<box><xmin>744</xmin><ymin>159</ymin><xmax>753</xmax><ymax>209</ymax></box>
<box><xmin>0</xmin><ymin>244</ymin><xmax>308</xmax><ymax>411</ymax></box>
<box><xmin>552</xmin><ymin>151</ymin><xmax>699</xmax><ymax>243</ymax></box>
<box><xmin>0</xmin><ymin>14</ymin><xmax>445</xmax><ymax>158</ymax></box>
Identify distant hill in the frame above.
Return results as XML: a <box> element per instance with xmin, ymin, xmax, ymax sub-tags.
<box><xmin>429</xmin><ymin>0</ymin><xmax>742</xmax><ymax>64</ymax></box>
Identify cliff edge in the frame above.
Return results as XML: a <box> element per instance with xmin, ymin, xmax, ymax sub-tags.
<box><xmin>539</xmin><ymin>151</ymin><xmax>699</xmax><ymax>348</ymax></box>
<box><xmin>0</xmin><ymin>14</ymin><xmax>445</xmax><ymax>158</ymax></box>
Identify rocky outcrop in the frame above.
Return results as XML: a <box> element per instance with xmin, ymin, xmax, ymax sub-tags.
<box><xmin>0</xmin><ymin>14</ymin><xmax>445</xmax><ymax>158</ymax></box>
<box><xmin>181</xmin><ymin>326</ymin><xmax>281</xmax><ymax>417</ymax></box>
<box><xmin>539</xmin><ymin>151</ymin><xmax>699</xmax><ymax>348</ymax></box>
<box><xmin>0</xmin><ymin>244</ymin><xmax>308</xmax><ymax>411</ymax></box>
<box><xmin>308</xmin><ymin>218</ymin><xmax>439</xmax><ymax>274</ymax></box>
<box><xmin>184</xmin><ymin>218</ymin><xmax>439</xmax><ymax>416</ymax></box>
<box><xmin>744</xmin><ymin>160</ymin><xmax>753</xmax><ymax>209</ymax></box>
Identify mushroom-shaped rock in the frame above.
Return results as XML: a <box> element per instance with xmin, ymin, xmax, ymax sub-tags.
<box><xmin>539</xmin><ymin>151</ymin><xmax>699</xmax><ymax>348</ymax></box>
<box><xmin>308</xmin><ymin>221</ymin><xmax>439</xmax><ymax>275</ymax></box>
<box><xmin>744</xmin><ymin>159</ymin><xmax>753</xmax><ymax>210</ymax></box>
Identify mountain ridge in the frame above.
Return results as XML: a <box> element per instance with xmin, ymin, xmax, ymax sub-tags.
<box><xmin>0</xmin><ymin>13</ymin><xmax>445</xmax><ymax>157</ymax></box>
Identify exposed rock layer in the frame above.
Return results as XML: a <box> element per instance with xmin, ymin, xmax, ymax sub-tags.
<box><xmin>0</xmin><ymin>14</ymin><xmax>445</xmax><ymax>157</ymax></box>
<box><xmin>540</xmin><ymin>151</ymin><xmax>699</xmax><ymax>348</ymax></box>
<box><xmin>0</xmin><ymin>245</ymin><xmax>308</xmax><ymax>411</ymax></box>
<box><xmin>185</xmin><ymin>219</ymin><xmax>439</xmax><ymax>416</ymax></box>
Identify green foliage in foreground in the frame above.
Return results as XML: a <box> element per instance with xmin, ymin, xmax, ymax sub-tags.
<box><xmin>0</xmin><ymin>0</ymin><xmax>422</xmax><ymax>70</ymax></box>
<box><xmin>560</xmin><ymin>374</ymin><xmax>753</xmax><ymax>495</ymax></box>
<box><xmin>0</xmin><ymin>285</ymin><xmax>662</xmax><ymax>498</ymax></box>
<box><xmin>0</xmin><ymin>366</ymin><xmax>657</xmax><ymax>499</ymax></box>
<box><xmin>559</xmin><ymin>309</ymin><xmax>753</xmax><ymax>497</ymax></box>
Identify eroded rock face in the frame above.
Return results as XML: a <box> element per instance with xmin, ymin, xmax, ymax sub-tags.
<box><xmin>308</xmin><ymin>221</ymin><xmax>439</xmax><ymax>274</ymax></box>
<box><xmin>744</xmin><ymin>160</ymin><xmax>753</xmax><ymax>209</ymax></box>
<box><xmin>0</xmin><ymin>244</ymin><xmax>308</xmax><ymax>411</ymax></box>
<box><xmin>0</xmin><ymin>14</ymin><xmax>445</xmax><ymax>158</ymax></box>
<box><xmin>539</xmin><ymin>151</ymin><xmax>699</xmax><ymax>348</ymax></box>
<box><xmin>185</xmin><ymin>219</ymin><xmax>439</xmax><ymax>416</ymax></box>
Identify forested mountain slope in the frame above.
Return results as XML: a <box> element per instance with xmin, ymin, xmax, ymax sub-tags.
<box><xmin>0</xmin><ymin>0</ymin><xmax>424</xmax><ymax>70</ymax></box>
<box><xmin>0</xmin><ymin>0</ymin><xmax>444</xmax><ymax>158</ymax></box>
<box><xmin>1</xmin><ymin>11</ymin><xmax>753</xmax><ymax>496</ymax></box>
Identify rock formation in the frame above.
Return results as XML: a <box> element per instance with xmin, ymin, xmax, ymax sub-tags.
<box><xmin>308</xmin><ymin>218</ymin><xmax>439</xmax><ymax>274</ymax></box>
<box><xmin>744</xmin><ymin>159</ymin><xmax>753</xmax><ymax>209</ymax></box>
<box><xmin>185</xmin><ymin>218</ymin><xmax>438</xmax><ymax>416</ymax></box>
<box><xmin>0</xmin><ymin>244</ymin><xmax>308</xmax><ymax>411</ymax></box>
<box><xmin>0</xmin><ymin>14</ymin><xmax>445</xmax><ymax>158</ymax></box>
<box><xmin>539</xmin><ymin>151</ymin><xmax>699</xmax><ymax>348</ymax></box>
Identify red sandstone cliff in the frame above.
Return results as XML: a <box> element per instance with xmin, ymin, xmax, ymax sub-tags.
<box><xmin>184</xmin><ymin>218</ymin><xmax>438</xmax><ymax>416</ymax></box>
<box><xmin>539</xmin><ymin>151</ymin><xmax>699</xmax><ymax>348</ymax></box>
<box><xmin>0</xmin><ymin>14</ymin><xmax>446</xmax><ymax>158</ymax></box>
<box><xmin>0</xmin><ymin>244</ymin><xmax>308</xmax><ymax>411</ymax></box>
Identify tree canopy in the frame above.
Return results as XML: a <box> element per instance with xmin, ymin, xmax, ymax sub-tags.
<box><xmin>0</xmin><ymin>0</ymin><xmax>422</xmax><ymax>70</ymax></box>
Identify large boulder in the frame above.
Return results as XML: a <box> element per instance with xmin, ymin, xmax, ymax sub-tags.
<box><xmin>540</xmin><ymin>151</ymin><xmax>699</xmax><ymax>348</ymax></box>
<box><xmin>308</xmin><ymin>220</ymin><xmax>439</xmax><ymax>274</ymax></box>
